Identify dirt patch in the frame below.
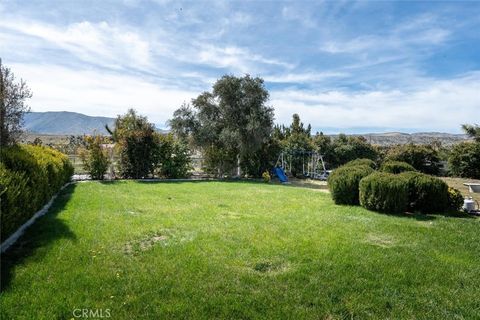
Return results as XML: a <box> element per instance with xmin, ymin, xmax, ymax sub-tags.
<box><xmin>123</xmin><ymin>229</ymin><xmax>195</xmax><ymax>255</ymax></box>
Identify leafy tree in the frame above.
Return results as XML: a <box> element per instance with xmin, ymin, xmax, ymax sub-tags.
<box><xmin>107</xmin><ymin>109</ymin><xmax>159</xmax><ymax>179</ymax></box>
<box><xmin>79</xmin><ymin>135</ymin><xmax>110</xmax><ymax>180</ymax></box>
<box><xmin>0</xmin><ymin>59</ymin><xmax>32</xmax><ymax>146</ymax></box>
<box><xmin>156</xmin><ymin>133</ymin><xmax>192</xmax><ymax>178</ymax></box>
<box><xmin>169</xmin><ymin>75</ymin><xmax>274</xmax><ymax>177</ymax></box>
<box><xmin>281</xmin><ymin>114</ymin><xmax>314</xmax><ymax>176</ymax></box>
<box><xmin>448</xmin><ymin>142</ymin><xmax>480</xmax><ymax>179</ymax></box>
<box><xmin>330</xmin><ymin>135</ymin><xmax>378</xmax><ymax>168</ymax></box>
<box><xmin>386</xmin><ymin>143</ymin><xmax>440</xmax><ymax>175</ymax></box>
<box><xmin>462</xmin><ymin>124</ymin><xmax>480</xmax><ymax>143</ymax></box>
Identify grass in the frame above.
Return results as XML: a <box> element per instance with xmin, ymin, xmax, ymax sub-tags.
<box><xmin>1</xmin><ymin>181</ymin><xmax>479</xmax><ymax>319</ymax></box>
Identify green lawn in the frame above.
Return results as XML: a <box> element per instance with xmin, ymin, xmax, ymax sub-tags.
<box><xmin>1</xmin><ymin>181</ymin><xmax>479</xmax><ymax>319</ymax></box>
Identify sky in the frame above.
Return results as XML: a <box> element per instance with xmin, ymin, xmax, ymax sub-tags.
<box><xmin>0</xmin><ymin>0</ymin><xmax>479</xmax><ymax>134</ymax></box>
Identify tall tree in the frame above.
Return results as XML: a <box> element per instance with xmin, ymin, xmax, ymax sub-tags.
<box><xmin>170</xmin><ymin>75</ymin><xmax>274</xmax><ymax>177</ymax></box>
<box><xmin>0</xmin><ymin>59</ymin><xmax>32</xmax><ymax>146</ymax></box>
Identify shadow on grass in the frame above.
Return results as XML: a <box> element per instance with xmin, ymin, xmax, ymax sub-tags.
<box><xmin>374</xmin><ymin>210</ymin><xmax>475</xmax><ymax>221</ymax></box>
<box><xmin>1</xmin><ymin>184</ymin><xmax>77</xmax><ymax>292</ymax></box>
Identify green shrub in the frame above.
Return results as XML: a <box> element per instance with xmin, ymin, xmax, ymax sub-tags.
<box><xmin>359</xmin><ymin>172</ymin><xmax>409</xmax><ymax>213</ymax></box>
<box><xmin>448</xmin><ymin>142</ymin><xmax>480</xmax><ymax>179</ymax></box>
<box><xmin>447</xmin><ymin>187</ymin><xmax>464</xmax><ymax>212</ymax></box>
<box><xmin>399</xmin><ymin>172</ymin><xmax>449</xmax><ymax>213</ymax></box>
<box><xmin>262</xmin><ymin>170</ymin><xmax>271</xmax><ymax>183</ymax></box>
<box><xmin>79</xmin><ymin>135</ymin><xmax>110</xmax><ymax>180</ymax></box>
<box><xmin>381</xmin><ymin>161</ymin><xmax>416</xmax><ymax>174</ymax></box>
<box><xmin>343</xmin><ymin>158</ymin><xmax>377</xmax><ymax>169</ymax></box>
<box><xmin>328</xmin><ymin>165</ymin><xmax>374</xmax><ymax>205</ymax></box>
<box><xmin>0</xmin><ymin>144</ymin><xmax>73</xmax><ymax>241</ymax></box>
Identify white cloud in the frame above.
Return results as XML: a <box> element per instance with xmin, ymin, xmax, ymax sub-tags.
<box><xmin>0</xmin><ymin>19</ymin><xmax>153</xmax><ymax>71</ymax></box>
<box><xmin>264</xmin><ymin>71</ymin><xmax>349</xmax><ymax>83</ymax></box>
<box><xmin>12</xmin><ymin>63</ymin><xmax>198</xmax><ymax>127</ymax></box>
<box><xmin>195</xmin><ymin>45</ymin><xmax>294</xmax><ymax>73</ymax></box>
<box><xmin>271</xmin><ymin>72</ymin><xmax>480</xmax><ymax>133</ymax></box>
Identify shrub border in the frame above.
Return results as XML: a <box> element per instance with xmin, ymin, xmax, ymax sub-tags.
<box><xmin>0</xmin><ymin>181</ymin><xmax>73</xmax><ymax>253</ymax></box>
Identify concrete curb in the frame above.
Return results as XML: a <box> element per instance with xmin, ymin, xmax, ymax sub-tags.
<box><xmin>1</xmin><ymin>181</ymin><xmax>74</xmax><ymax>253</ymax></box>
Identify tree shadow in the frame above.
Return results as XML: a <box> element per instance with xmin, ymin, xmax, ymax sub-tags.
<box><xmin>1</xmin><ymin>184</ymin><xmax>77</xmax><ymax>292</ymax></box>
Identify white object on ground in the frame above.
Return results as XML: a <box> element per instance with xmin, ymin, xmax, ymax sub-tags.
<box><xmin>463</xmin><ymin>183</ymin><xmax>480</xmax><ymax>193</ymax></box>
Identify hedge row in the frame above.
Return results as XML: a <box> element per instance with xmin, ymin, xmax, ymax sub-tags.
<box><xmin>329</xmin><ymin>159</ymin><xmax>463</xmax><ymax>214</ymax></box>
<box><xmin>0</xmin><ymin>145</ymin><xmax>73</xmax><ymax>241</ymax></box>
<box><xmin>328</xmin><ymin>163</ymin><xmax>374</xmax><ymax>205</ymax></box>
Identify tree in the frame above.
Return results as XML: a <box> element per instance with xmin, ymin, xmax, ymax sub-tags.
<box><xmin>385</xmin><ymin>143</ymin><xmax>440</xmax><ymax>175</ymax></box>
<box><xmin>0</xmin><ymin>59</ymin><xmax>32</xmax><ymax>146</ymax></box>
<box><xmin>156</xmin><ymin>133</ymin><xmax>192</xmax><ymax>178</ymax></box>
<box><xmin>448</xmin><ymin>142</ymin><xmax>480</xmax><ymax>179</ymax></box>
<box><xmin>462</xmin><ymin>124</ymin><xmax>480</xmax><ymax>143</ymax></box>
<box><xmin>330</xmin><ymin>135</ymin><xmax>378</xmax><ymax>168</ymax></box>
<box><xmin>107</xmin><ymin>109</ymin><xmax>159</xmax><ymax>179</ymax></box>
<box><xmin>448</xmin><ymin>124</ymin><xmax>480</xmax><ymax>178</ymax></box>
<box><xmin>281</xmin><ymin>114</ymin><xmax>314</xmax><ymax>176</ymax></box>
<box><xmin>169</xmin><ymin>75</ymin><xmax>274</xmax><ymax>177</ymax></box>
<box><xmin>79</xmin><ymin>135</ymin><xmax>110</xmax><ymax>180</ymax></box>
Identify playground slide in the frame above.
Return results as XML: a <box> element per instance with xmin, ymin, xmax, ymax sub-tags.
<box><xmin>274</xmin><ymin>167</ymin><xmax>288</xmax><ymax>183</ymax></box>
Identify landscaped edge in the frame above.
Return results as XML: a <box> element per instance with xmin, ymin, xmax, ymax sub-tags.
<box><xmin>0</xmin><ymin>182</ymin><xmax>74</xmax><ymax>253</ymax></box>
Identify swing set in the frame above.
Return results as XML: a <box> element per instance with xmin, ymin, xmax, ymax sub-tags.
<box><xmin>275</xmin><ymin>150</ymin><xmax>330</xmax><ymax>180</ymax></box>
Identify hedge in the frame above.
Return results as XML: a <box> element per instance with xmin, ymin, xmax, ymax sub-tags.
<box><xmin>399</xmin><ymin>171</ymin><xmax>449</xmax><ymax>213</ymax></box>
<box><xmin>342</xmin><ymin>158</ymin><xmax>377</xmax><ymax>169</ymax></box>
<box><xmin>0</xmin><ymin>145</ymin><xmax>73</xmax><ymax>241</ymax></box>
<box><xmin>359</xmin><ymin>172</ymin><xmax>409</xmax><ymax>213</ymax></box>
<box><xmin>381</xmin><ymin>161</ymin><xmax>417</xmax><ymax>174</ymax></box>
<box><xmin>328</xmin><ymin>165</ymin><xmax>374</xmax><ymax>205</ymax></box>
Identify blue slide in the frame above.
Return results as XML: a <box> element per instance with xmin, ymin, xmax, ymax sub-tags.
<box><xmin>274</xmin><ymin>167</ymin><xmax>288</xmax><ymax>183</ymax></box>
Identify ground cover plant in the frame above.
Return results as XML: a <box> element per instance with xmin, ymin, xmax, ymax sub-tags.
<box><xmin>1</xmin><ymin>181</ymin><xmax>479</xmax><ymax>319</ymax></box>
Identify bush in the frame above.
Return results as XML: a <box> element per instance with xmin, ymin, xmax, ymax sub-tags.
<box><xmin>343</xmin><ymin>158</ymin><xmax>377</xmax><ymax>169</ymax></box>
<box><xmin>399</xmin><ymin>172</ymin><xmax>449</xmax><ymax>213</ymax></box>
<box><xmin>0</xmin><ymin>144</ymin><xmax>73</xmax><ymax>241</ymax></box>
<box><xmin>156</xmin><ymin>134</ymin><xmax>192</xmax><ymax>178</ymax></box>
<box><xmin>79</xmin><ymin>135</ymin><xmax>110</xmax><ymax>180</ymax></box>
<box><xmin>447</xmin><ymin>187</ymin><xmax>464</xmax><ymax>212</ymax></box>
<box><xmin>386</xmin><ymin>144</ymin><xmax>441</xmax><ymax>175</ymax></box>
<box><xmin>448</xmin><ymin>142</ymin><xmax>480</xmax><ymax>179</ymax></box>
<box><xmin>262</xmin><ymin>170</ymin><xmax>271</xmax><ymax>183</ymax></box>
<box><xmin>359</xmin><ymin>172</ymin><xmax>409</xmax><ymax>213</ymax></box>
<box><xmin>381</xmin><ymin>161</ymin><xmax>416</xmax><ymax>174</ymax></box>
<box><xmin>328</xmin><ymin>165</ymin><xmax>374</xmax><ymax>205</ymax></box>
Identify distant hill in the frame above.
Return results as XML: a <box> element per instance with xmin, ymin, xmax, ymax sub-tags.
<box><xmin>23</xmin><ymin>111</ymin><xmax>469</xmax><ymax>146</ymax></box>
<box><xmin>329</xmin><ymin>132</ymin><xmax>471</xmax><ymax>146</ymax></box>
<box><xmin>24</xmin><ymin>111</ymin><xmax>115</xmax><ymax>135</ymax></box>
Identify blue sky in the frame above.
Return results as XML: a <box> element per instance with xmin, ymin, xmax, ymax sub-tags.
<box><xmin>0</xmin><ymin>0</ymin><xmax>479</xmax><ymax>133</ymax></box>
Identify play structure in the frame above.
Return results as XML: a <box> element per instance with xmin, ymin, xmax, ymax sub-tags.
<box><xmin>274</xmin><ymin>151</ymin><xmax>329</xmax><ymax>182</ymax></box>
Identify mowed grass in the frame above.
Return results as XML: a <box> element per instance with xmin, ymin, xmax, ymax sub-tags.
<box><xmin>1</xmin><ymin>181</ymin><xmax>480</xmax><ymax>319</ymax></box>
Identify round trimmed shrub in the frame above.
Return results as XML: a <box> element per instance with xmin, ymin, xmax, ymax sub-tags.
<box><xmin>343</xmin><ymin>158</ymin><xmax>377</xmax><ymax>169</ymax></box>
<box><xmin>328</xmin><ymin>165</ymin><xmax>374</xmax><ymax>205</ymax></box>
<box><xmin>381</xmin><ymin>161</ymin><xmax>416</xmax><ymax>174</ymax></box>
<box><xmin>447</xmin><ymin>187</ymin><xmax>464</xmax><ymax>212</ymax></box>
<box><xmin>399</xmin><ymin>171</ymin><xmax>449</xmax><ymax>213</ymax></box>
<box><xmin>359</xmin><ymin>172</ymin><xmax>409</xmax><ymax>213</ymax></box>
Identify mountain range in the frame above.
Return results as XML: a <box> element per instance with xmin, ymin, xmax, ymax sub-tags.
<box><xmin>24</xmin><ymin>111</ymin><xmax>116</xmax><ymax>135</ymax></box>
<box><xmin>23</xmin><ymin>111</ymin><xmax>470</xmax><ymax>146</ymax></box>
